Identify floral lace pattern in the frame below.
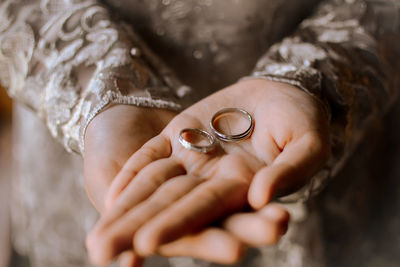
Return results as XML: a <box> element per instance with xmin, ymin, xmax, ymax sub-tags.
<box><xmin>0</xmin><ymin>0</ymin><xmax>192</xmax><ymax>154</ymax></box>
<box><xmin>248</xmin><ymin>0</ymin><xmax>400</xmax><ymax>200</ymax></box>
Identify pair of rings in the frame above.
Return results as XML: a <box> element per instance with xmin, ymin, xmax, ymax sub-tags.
<box><xmin>179</xmin><ymin>108</ymin><xmax>254</xmax><ymax>153</ymax></box>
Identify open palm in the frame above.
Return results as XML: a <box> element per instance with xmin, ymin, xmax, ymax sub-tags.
<box><xmin>87</xmin><ymin>79</ymin><xmax>330</xmax><ymax>266</ymax></box>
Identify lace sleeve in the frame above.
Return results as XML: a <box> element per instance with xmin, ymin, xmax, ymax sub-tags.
<box><xmin>244</xmin><ymin>0</ymin><xmax>400</xmax><ymax>201</ymax></box>
<box><xmin>0</xmin><ymin>0</ymin><xmax>193</xmax><ymax>154</ymax></box>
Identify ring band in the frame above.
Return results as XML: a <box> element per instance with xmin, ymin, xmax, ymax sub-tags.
<box><xmin>179</xmin><ymin>128</ymin><xmax>216</xmax><ymax>153</ymax></box>
<box><xmin>210</xmin><ymin>108</ymin><xmax>254</xmax><ymax>142</ymax></box>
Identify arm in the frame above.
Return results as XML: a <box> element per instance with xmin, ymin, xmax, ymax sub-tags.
<box><xmin>0</xmin><ymin>0</ymin><xmax>197</xmax><ymax>213</ymax></box>
<box><xmin>245</xmin><ymin>0</ymin><xmax>400</xmax><ymax>202</ymax></box>
<box><xmin>0</xmin><ymin>0</ymin><xmax>193</xmax><ymax>154</ymax></box>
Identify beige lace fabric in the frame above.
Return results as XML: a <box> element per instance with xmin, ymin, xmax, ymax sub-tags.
<box><xmin>247</xmin><ymin>0</ymin><xmax>400</xmax><ymax>201</ymax></box>
<box><xmin>1</xmin><ymin>0</ymin><xmax>400</xmax><ymax>266</ymax></box>
<box><xmin>0</xmin><ymin>0</ymin><xmax>193</xmax><ymax>154</ymax></box>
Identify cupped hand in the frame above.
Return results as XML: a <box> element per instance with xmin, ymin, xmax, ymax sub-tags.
<box><xmin>83</xmin><ymin>104</ymin><xmax>176</xmax><ymax>212</ymax></box>
<box><xmin>84</xmin><ymin>104</ymin><xmax>176</xmax><ymax>267</ymax></box>
<box><xmin>87</xmin><ymin>79</ymin><xmax>330</xmax><ymax>265</ymax></box>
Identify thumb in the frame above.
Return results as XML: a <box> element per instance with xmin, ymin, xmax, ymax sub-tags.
<box><xmin>248</xmin><ymin>131</ymin><xmax>330</xmax><ymax>209</ymax></box>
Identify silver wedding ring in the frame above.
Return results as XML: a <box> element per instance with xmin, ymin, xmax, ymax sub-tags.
<box><xmin>179</xmin><ymin>128</ymin><xmax>216</xmax><ymax>153</ymax></box>
<box><xmin>210</xmin><ymin>108</ymin><xmax>254</xmax><ymax>142</ymax></box>
<box><xmin>179</xmin><ymin>108</ymin><xmax>254</xmax><ymax>153</ymax></box>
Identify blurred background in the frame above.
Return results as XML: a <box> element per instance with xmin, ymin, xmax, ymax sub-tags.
<box><xmin>0</xmin><ymin>85</ymin><xmax>12</xmax><ymax>267</ymax></box>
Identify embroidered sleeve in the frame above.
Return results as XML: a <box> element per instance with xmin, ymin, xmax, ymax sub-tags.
<box><xmin>0</xmin><ymin>0</ymin><xmax>194</xmax><ymax>154</ymax></box>
<box><xmin>245</xmin><ymin>0</ymin><xmax>400</xmax><ymax>201</ymax></box>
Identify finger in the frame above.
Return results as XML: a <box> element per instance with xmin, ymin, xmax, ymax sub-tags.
<box><xmin>258</xmin><ymin>203</ymin><xmax>290</xmax><ymax>234</ymax></box>
<box><xmin>133</xmin><ymin>177</ymin><xmax>249</xmax><ymax>256</ymax></box>
<box><xmin>118</xmin><ymin>251</ymin><xmax>143</xmax><ymax>267</ymax></box>
<box><xmin>249</xmin><ymin>131</ymin><xmax>330</xmax><ymax>209</ymax></box>
<box><xmin>105</xmin><ymin>135</ymin><xmax>172</xmax><ymax>209</ymax></box>
<box><xmin>87</xmin><ymin>175</ymin><xmax>203</xmax><ymax>266</ymax></box>
<box><xmin>223</xmin><ymin>204</ymin><xmax>290</xmax><ymax>246</ymax></box>
<box><xmin>98</xmin><ymin>158</ymin><xmax>185</xmax><ymax>230</ymax></box>
<box><xmin>158</xmin><ymin>228</ymin><xmax>244</xmax><ymax>265</ymax></box>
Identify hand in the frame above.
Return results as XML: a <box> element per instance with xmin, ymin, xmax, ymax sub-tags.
<box><xmin>115</xmin><ymin>203</ymin><xmax>290</xmax><ymax>267</ymax></box>
<box><xmin>84</xmin><ymin>104</ymin><xmax>177</xmax><ymax>266</ymax></box>
<box><xmin>87</xmin><ymin>79</ymin><xmax>330</xmax><ymax>265</ymax></box>
<box><xmin>83</xmin><ymin>104</ymin><xmax>176</xmax><ymax>212</ymax></box>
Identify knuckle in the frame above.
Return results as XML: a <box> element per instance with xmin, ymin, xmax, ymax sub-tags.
<box><xmin>119</xmin><ymin>167</ymin><xmax>138</xmax><ymax>181</ymax></box>
<box><xmin>135</xmin><ymin>173</ymin><xmax>161</xmax><ymax>189</ymax></box>
<box><xmin>140</xmin><ymin>146</ymin><xmax>158</xmax><ymax>160</ymax></box>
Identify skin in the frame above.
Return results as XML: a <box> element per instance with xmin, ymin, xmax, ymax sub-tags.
<box><xmin>84</xmin><ymin>104</ymin><xmax>177</xmax><ymax>213</ymax></box>
<box><xmin>84</xmin><ymin>79</ymin><xmax>331</xmax><ymax>266</ymax></box>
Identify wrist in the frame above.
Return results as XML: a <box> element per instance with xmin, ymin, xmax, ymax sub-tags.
<box><xmin>84</xmin><ymin>104</ymin><xmax>176</xmax><ymax>150</ymax></box>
